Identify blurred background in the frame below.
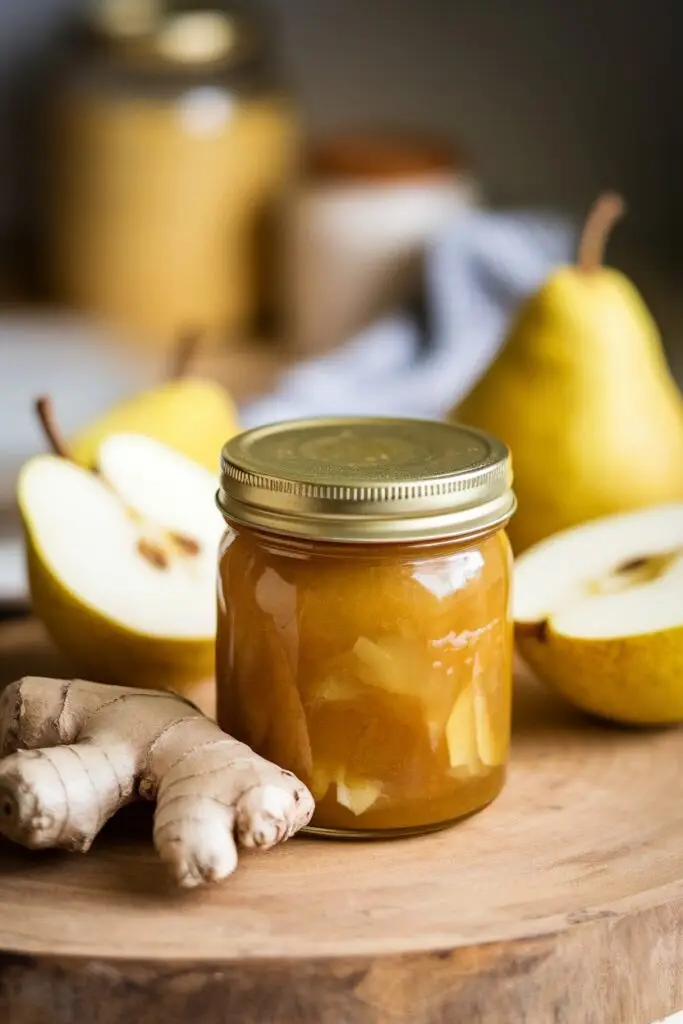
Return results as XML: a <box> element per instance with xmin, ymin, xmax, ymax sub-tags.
<box><xmin>3</xmin><ymin>0</ymin><xmax>683</xmax><ymax>337</ymax></box>
<box><xmin>1</xmin><ymin>0</ymin><xmax>683</xmax><ymax>602</ymax></box>
<box><xmin>2</xmin><ymin>0</ymin><xmax>683</xmax><ymax>243</ymax></box>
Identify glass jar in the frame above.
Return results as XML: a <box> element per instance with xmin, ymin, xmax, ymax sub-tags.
<box><xmin>47</xmin><ymin>3</ymin><xmax>300</xmax><ymax>347</ymax></box>
<box><xmin>216</xmin><ymin>417</ymin><xmax>515</xmax><ymax>837</ymax></box>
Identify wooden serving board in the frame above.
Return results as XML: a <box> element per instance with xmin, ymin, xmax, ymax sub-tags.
<box><xmin>1</xmin><ymin>618</ymin><xmax>683</xmax><ymax>1024</ymax></box>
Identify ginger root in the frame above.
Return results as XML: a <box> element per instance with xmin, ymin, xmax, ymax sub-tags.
<box><xmin>0</xmin><ymin>676</ymin><xmax>314</xmax><ymax>887</ymax></box>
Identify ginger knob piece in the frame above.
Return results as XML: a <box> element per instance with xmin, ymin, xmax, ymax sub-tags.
<box><xmin>0</xmin><ymin>677</ymin><xmax>314</xmax><ymax>888</ymax></box>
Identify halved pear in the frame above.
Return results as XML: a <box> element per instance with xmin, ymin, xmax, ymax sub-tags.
<box><xmin>18</xmin><ymin>434</ymin><xmax>225</xmax><ymax>692</ymax></box>
<box><xmin>514</xmin><ymin>503</ymin><xmax>683</xmax><ymax>724</ymax></box>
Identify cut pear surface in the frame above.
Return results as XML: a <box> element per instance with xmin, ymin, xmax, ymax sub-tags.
<box><xmin>514</xmin><ymin>503</ymin><xmax>683</xmax><ymax>637</ymax></box>
<box><xmin>19</xmin><ymin>453</ymin><xmax>221</xmax><ymax>639</ymax></box>
<box><xmin>98</xmin><ymin>432</ymin><xmax>225</xmax><ymax>547</ymax></box>
<box><xmin>514</xmin><ymin>503</ymin><xmax>683</xmax><ymax>724</ymax></box>
<box><xmin>551</xmin><ymin>575</ymin><xmax>683</xmax><ymax>640</ymax></box>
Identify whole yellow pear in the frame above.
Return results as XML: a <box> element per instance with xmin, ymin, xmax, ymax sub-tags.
<box><xmin>452</xmin><ymin>194</ymin><xmax>683</xmax><ymax>553</ymax></box>
<box><xmin>69</xmin><ymin>331</ymin><xmax>240</xmax><ymax>473</ymax></box>
<box><xmin>70</xmin><ymin>376</ymin><xmax>239</xmax><ymax>474</ymax></box>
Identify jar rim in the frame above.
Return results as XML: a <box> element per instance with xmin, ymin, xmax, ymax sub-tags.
<box><xmin>218</xmin><ymin>416</ymin><xmax>515</xmax><ymax>544</ymax></box>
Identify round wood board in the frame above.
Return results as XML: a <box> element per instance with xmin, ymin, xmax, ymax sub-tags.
<box><xmin>1</xmin><ymin>618</ymin><xmax>682</xmax><ymax>1024</ymax></box>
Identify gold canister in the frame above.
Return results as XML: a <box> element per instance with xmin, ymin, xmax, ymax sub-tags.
<box><xmin>48</xmin><ymin>4</ymin><xmax>300</xmax><ymax>347</ymax></box>
<box><xmin>216</xmin><ymin>416</ymin><xmax>516</xmax><ymax>837</ymax></box>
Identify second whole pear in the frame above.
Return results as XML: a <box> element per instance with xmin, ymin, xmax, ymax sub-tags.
<box><xmin>69</xmin><ymin>332</ymin><xmax>240</xmax><ymax>474</ymax></box>
<box><xmin>452</xmin><ymin>193</ymin><xmax>683</xmax><ymax>553</ymax></box>
<box><xmin>71</xmin><ymin>376</ymin><xmax>239</xmax><ymax>474</ymax></box>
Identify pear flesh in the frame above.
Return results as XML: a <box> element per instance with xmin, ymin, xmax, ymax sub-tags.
<box><xmin>453</xmin><ymin>194</ymin><xmax>683</xmax><ymax>553</ymax></box>
<box><xmin>98</xmin><ymin>432</ymin><xmax>224</xmax><ymax>545</ymax></box>
<box><xmin>18</xmin><ymin>435</ymin><xmax>225</xmax><ymax>690</ymax></box>
<box><xmin>514</xmin><ymin>503</ymin><xmax>683</xmax><ymax>724</ymax></box>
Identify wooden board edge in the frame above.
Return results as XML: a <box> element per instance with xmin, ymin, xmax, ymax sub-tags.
<box><xmin>1</xmin><ymin>899</ymin><xmax>682</xmax><ymax>1024</ymax></box>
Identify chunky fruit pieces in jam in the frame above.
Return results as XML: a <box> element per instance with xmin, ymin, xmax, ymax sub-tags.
<box><xmin>217</xmin><ymin>529</ymin><xmax>512</xmax><ymax>832</ymax></box>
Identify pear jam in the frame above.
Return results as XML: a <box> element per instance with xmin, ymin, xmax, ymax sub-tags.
<box><xmin>216</xmin><ymin>418</ymin><xmax>515</xmax><ymax>836</ymax></box>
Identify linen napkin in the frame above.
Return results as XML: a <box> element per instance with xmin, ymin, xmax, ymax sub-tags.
<box><xmin>241</xmin><ymin>208</ymin><xmax>577</xmax><ymax>427</ymax></box>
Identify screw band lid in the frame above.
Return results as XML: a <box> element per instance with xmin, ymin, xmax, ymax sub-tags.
<box><xmin>218</xmin><ymin>416</ymin><xmax>515</xmax><ymax>543</ymax></box>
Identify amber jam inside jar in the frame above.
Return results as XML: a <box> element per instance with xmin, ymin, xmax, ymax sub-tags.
<box><xmin>216</xmin><ymin>417</ymin><xmax>515</xmax><ymax>836</ymax></box>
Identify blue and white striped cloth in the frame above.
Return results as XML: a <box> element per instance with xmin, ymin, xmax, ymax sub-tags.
<box><xmin>241</xmin><ymin>208</ymin><xmax>577</xmax><ymax>428</ymax></box>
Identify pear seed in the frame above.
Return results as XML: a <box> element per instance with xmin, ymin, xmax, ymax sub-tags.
<box><xmin>169</xmin><ymin>532</ymin><xmax>201</xmax><ymax>556</ymax></box>
<box><xmin>137</xmin><ymin>539</ymin><xmax>170</xmax><ymax>570</ymax></box>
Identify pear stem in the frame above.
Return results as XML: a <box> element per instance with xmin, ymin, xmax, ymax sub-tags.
<box><xmin>577</xmin><ymin>192</ymin><xmax>625</xmax><ymax>273</ymax></box>
<box><xmin>34</xmin><ymin>396</ymin><xmax>75</xmax><ymax>461</ymax></box>
<box><xmin>168</xmin><ymin>327</ymin><xmax>203</xmax><ymax>380</ymax></box>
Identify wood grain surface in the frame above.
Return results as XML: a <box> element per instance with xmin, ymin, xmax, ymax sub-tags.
<box><xmin>1</xmin><ymin>617</ymin><xmax>683</xmax><ymax>1024</ymax></box>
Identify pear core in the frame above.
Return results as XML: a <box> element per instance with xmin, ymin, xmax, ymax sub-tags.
<box><xmin>514</xmin><ymin>503</ymin><xmax>683</xmax><ymax>640</ymax></box>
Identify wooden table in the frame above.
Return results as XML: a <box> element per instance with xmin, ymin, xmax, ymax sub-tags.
<box><xmin>3</xmin><ymin>304</ymin><xmax>683</xmax><ymax>1020</ymax></box>
<box><xmin>1</xmin><ymin>617</ymin><xmax>683</xmax><ymax>1024</ymax></box>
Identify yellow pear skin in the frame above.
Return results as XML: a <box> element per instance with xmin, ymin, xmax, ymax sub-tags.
<box><xmin>516</xmin><ymin>621</ymin><xmax>683</xmax><ymax>725</ymax></box>
<box><xmin>70</xmin><ymin>378</ymin><xmax>240</xmax><ymax>474</ymax></box>
<box><xmin>22</xmin><ymin>515</ymin><xmax>215</xmax><ymax>693</ymax></box>
<box><xmin>453</xmin><ymin>194</ymin><xmax>683</xmax><ymax>553</ymax></box>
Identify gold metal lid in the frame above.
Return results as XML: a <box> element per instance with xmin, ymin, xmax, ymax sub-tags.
<box><xmin>218</xmin><ymin>417</ymin><xmax>515</xmax><ymax>544</ymax></box>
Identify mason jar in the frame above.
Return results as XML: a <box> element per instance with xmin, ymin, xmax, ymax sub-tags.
<box><xmin>216</xmin><ymin>417</ymin><xmax>515</xmax><ymax>837</ymax></box>
<box><xmin>47</xmin><ymin>4</ymin><xmax>299</xmax><ymax>347</ymax></box>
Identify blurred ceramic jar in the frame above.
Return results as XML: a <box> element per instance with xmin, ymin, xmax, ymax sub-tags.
<box><xmin>282</xmin><ymin>133</ymin><xmax>477</xmax><ymax>355</ymax></box>
<box><xmin>46</xmin><ymin>1</ymin><xmax>300</xmax><ymax>348</ymax></box>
